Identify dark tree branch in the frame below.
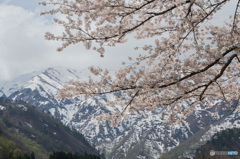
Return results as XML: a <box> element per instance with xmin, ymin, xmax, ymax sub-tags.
<box><xmin>199</xmin><ymin>53</ymin><xmax>238</xmax><ymax>100</ymax></box>
<box><xmin>232</xmin><ymin>0</ymin><xmax>240</xmax><ymax>33</ymax></box>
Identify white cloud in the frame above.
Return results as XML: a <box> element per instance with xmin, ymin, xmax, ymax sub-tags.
<box><xmin>1</xmin><ymin>0</ymin><xmax>236</xmax><ymax>82</ymax></box>
<box><xmin>0</xmin><ymin>4</ymin><xmax>137</xmax><ymax>82</ymax></box>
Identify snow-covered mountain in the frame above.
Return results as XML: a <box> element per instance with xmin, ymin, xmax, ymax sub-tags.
<box><xmin>1</xmin><ymin>66</ymin><xmax>239</xmax><ymax>159</ymax></box>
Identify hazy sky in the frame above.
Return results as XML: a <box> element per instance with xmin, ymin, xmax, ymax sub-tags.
<box><xmin>0</xmin><ymin>0</ymin><xmax>237</xmax><ymax>82</ymax></box>
<box><xmin>0</xmin><ymin>0</ymin><xmax>141</xmax><ymax>82</ymax></box>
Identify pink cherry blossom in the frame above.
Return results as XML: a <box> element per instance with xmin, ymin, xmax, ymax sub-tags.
<box><xmin>41</xmin><ymin>0</ymin><xmax>240</xmax><ymax>126</ymax></box>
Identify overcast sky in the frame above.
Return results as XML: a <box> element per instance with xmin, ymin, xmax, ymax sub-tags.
<box><xmin>0</xmin><ymin>0</ymin><xmax>142</xmax><ymax>82</ymax></box>
<box><xmin>0</xmin><ymin>0</ymin><xmax>237</xmax><ymax>82</ymax></box>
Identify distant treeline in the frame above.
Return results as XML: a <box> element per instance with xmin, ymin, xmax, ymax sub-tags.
<box><xmin>0</xmin><ymin>135</ymin><xmax>100</xmax><ymax>159</ymax></box>
<box><xmin>0</xmin><ymin>130</ymin><xmax>101</xmax><ymax>159</ymax></box>
<box><xmin>49</xmin><ymin>151</ymin><xmax>101</xmax><ymax>159</ymax></box>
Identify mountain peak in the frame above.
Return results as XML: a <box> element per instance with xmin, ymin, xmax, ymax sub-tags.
<box><xmin>1</xmin><ymin>66</ymin><xmax>238</xmax><ymax>159</ymax></box>
<box><xmin>1</xmin><ymin>66</ymin><xmax>91</xmax><ymax>97</ymax></box>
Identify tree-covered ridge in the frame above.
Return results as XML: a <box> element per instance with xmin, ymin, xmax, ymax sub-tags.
<box><xmin>49</xmin><ymin>151</ymin><xmax>101</xmax><ymax>159</ymax></box>
<box><xmin>0</xmin><ymin>136</ymin><xmax>100</xmax><ymax>159</ymax></box>
<box><xmin>0</xmin><ymin>97</ymin><xmax>102</xmax><ymax>159</ymax></box>
<box><xmin>159</xmin><ymin>127</ymin><xmax>240</xmax><ymax>159</ymax></box>
<box><xmin>195</xmin><ymin>128</ymin><xmax>240</xmax><ymax>159</ymax></box>
<box><xmin>0</xmin><ymin>135</ymin><xmax>35</xmax><ymax>159</ymax></box>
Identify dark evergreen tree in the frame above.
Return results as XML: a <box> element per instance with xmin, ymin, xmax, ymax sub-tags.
<box><xmin>30</xmin><ymin>151</ymin><xmax>35</xmax><ymax>159</ymax></box>
<box><xmin>49</xmin><ymin>151</ymin><xmax>101</xmax><ymax>159</ymax></box>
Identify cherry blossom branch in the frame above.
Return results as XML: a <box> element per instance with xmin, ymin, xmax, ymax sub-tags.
<box><xmin>215</xmin><ymin>81</ymin><xmax>229</xmax><ymax>104</ymax></box>
<box><xmin>152</xmin><ymin>46</ymin><xmax>237</xmax><ymax>89</ymax></box>
<box><xmin>41</xmin><ymin>0</ymin><xmax>240</xmax><ymax>126</ymax></box>
<box><xmin>121</xmin><ymin>90</ymin><xmax>140</xmax><ymax>115</ymax></box>
<box><xmin>232</xmin><ymin>0</ymin><xmax>240</xmax><ymax>33</ymax></box>
<box><xmin>199</xmin><ymin>53</ymin><xmax>239</xmax><ymax>100</ymax></box>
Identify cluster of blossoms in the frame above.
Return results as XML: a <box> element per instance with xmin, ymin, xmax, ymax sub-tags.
<box><xmin>40</xmin><ymin>0</ymin><xmax>240</xmax><ymax>126</ymax></box>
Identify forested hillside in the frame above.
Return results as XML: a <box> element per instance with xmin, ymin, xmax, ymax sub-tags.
<box><xmin>0</xmin><ymin>97</ymin><xmax>101</xmax><ymax>159</ymax></box>
<box><xmin>195</xmin><ymin>128</ymin><xmax>240</xmax><ymax>159</ymax></box>
<box><xmin>0</xmin><ymin>135</ymin><xmax>35</xmax><ymax>159</ymax></box>
<box><xmin>160</xmin><ymin>128</ymin><xmax>240</xmax><ymax>159</ymax></box>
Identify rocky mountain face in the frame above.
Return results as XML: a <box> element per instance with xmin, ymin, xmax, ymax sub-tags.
<box><xmin>1</xmin><ymin>66</ymin><xmax>239</xmax><ymax>159</ymax></box>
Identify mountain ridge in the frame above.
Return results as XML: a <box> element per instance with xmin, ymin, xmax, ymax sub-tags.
<box><xmin>1</xmin><ymin>66</ymin><xmax>240</xmax><ymax>159</ymax></box>
<box><xmin>0</xmin><ymin>97</ymin><xmax>100</xmax><ymax>159</ymax></box>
